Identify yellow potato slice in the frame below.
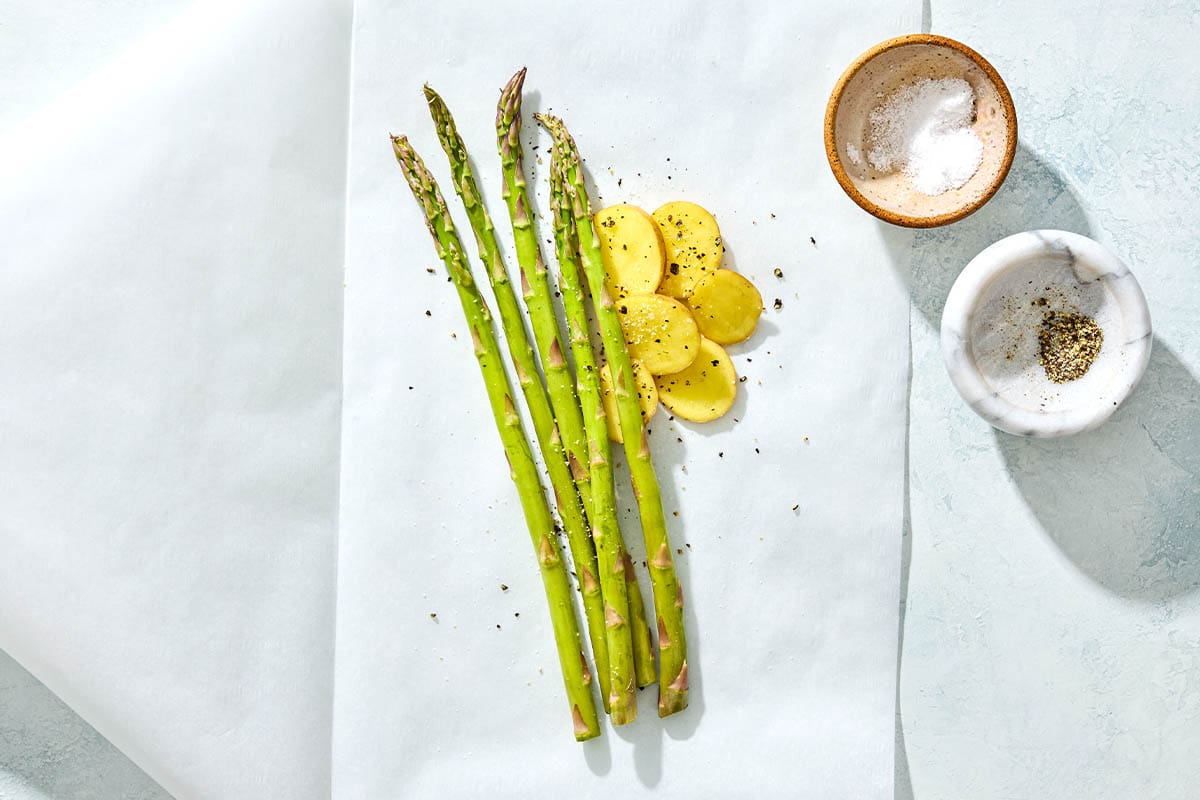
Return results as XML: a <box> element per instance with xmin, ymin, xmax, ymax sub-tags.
<box><xmin>652</xmin><ymin>201</ymin><xmax>724</xmax><ymax>300</ymax></box>
<box><xmin>687</xmin><ymin>268</ymin><xmax>764</xmax><ymax>345</ymax></box>
<box><xmin>617</xmin><ymin>293</ymin><xmax>701</xmax><ymax>375</ymax></box>
<box><xmin>594</xmin><ymin>204</ymin><xmax>665</xmax><ymax>298</ymax></box>
<box><xmin>655</xmin><ymin>337</ymin><xmax>737</xmax><ymax>423</ymax></box>
<box><xmin>599</xmin><ymin>360</ymin><xmax>658</xmax><ymax>443</ymax></box>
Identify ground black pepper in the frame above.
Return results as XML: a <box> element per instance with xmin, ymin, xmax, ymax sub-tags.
<box><xmin>1038</xmin><ymin>311</ymin><xmax>1103</xmax><ymax>383</ymax></box>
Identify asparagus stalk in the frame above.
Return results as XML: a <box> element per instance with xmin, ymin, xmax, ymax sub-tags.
<box><xmin>545</xmin><ymin>144</ymin><xmax>657</xmax><ymax>695</ymax></box>
<box><xmin>390</xmin><ymin>134</ymin><xmax>599</xmax><ymax>740</ymax></box>
<box><xmin>496</xmin><ymin>70</ymin><xmax>593</xmax><ymax>525</ymax></box>
<box><xmin>423</xmin><ymin>87</ymin><xmax>612</xmax><ymax>711</ymax></box>
<box><xmin>497</xmin><ymin>69</ymin><xmax>641</xmax><ymax>722</ymax></box>
<box><xmin>538</xmin><ymin>115</ymin><xmax>689</xmax><ymax>717</ymax></box>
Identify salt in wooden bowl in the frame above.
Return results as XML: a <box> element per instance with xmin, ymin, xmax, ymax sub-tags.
<box><xmin>824</xmin><ymin>34</ymin><xmax>1017</xmax><ymax>227</ymax></box>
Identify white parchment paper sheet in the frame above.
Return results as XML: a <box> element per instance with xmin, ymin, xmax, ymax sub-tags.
<box><xmin>0</xmin><ymin>1</ymin><xmax>351</xmax><ymax>797</ymax></box>
<box><xmin>335</xmin><ymin>1</ymin><xmax>917</xmax><ymax>797</ymax></box>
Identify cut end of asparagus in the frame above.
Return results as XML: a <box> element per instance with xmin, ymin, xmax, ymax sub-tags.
<box><xmin>610</xmin><ymin>692</ymin><xmax>638</xmax><ymax>727</ymax></box>
<box><xmin>572</xmin><ymin>704</ymin><xmax>599</xmax><ymax>740</ymax></box>
<box><xmin>657</xmin><ymin>661</ymin><xmax>689</xmax><ymax>717</ymax></box>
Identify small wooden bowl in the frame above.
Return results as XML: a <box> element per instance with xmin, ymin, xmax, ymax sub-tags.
<box><xmin>824</xmin><ymin>34</ymin><xmax>1017</xmax><ymax>228</ymax></box>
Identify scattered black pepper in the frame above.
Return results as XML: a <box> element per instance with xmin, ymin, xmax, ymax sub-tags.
<box><xmin>792</xmin><ymin>504</ymin><xmax>799</xmax><ymax>511</ymax></box>
<box><xmin>425</xmin><ymin>267</ymin><xmax>435</xmax><ymax>274</ymax></box>
<box><xmin>773</xmin><ymin>298</ymin><xmax>783</xmax><ymax>310</ymax></box>
<box><xmin>774</xmin><ymin>267</ymin><xmax>784</xmax><ymax>279</ymax></box>
<box><xmin>500</xmin><ymin>584</ymin><xmax>508</xmax><ymax>591</ymax></box>
<box><xmin>425</xmin><ymin>309</ymin><xmax>431</xmax><ymax>317</ymax></box>
<box><xmin>429</xmin><ymin>612</ymin><xmax>437</xmax><ymax>619</ymax></box>
<box><xmin>809</xmin><ymin>237</ymin><xmax>817</xmax><ymax>246</ymax></box>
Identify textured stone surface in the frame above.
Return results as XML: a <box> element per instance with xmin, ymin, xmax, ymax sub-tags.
<box><xmin>897</xmin><ymin>1</ymin><xmax>1200</xmax><ymax>799</ymax></box>
<box><xmin>0</xmin><ymin>652</ymin><xmax>171</xmax><ymax>800</ymax></box>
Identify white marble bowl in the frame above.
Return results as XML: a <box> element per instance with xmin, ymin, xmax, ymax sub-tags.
<box><xmin>941</xmin><ymin>230</ymin><xmax>1152</xmax><ymax>437</ymax></box>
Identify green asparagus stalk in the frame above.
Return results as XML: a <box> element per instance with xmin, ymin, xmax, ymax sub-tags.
<box><xmin>496</xmin><ymin>69</ymin><xmax>593</xmax><ymax>524</ymax></box>
<box><xmin>545</xmin><ymin>142</ymin><xmax>657</xmax><ymax>695</ymax></box>
<box><xmin>538</xmin><ymin>115</ymin><xmax>689</xmax><ymax>717</ymax></box>
<box><xmin>391</xmin><ymin>134</ymin><xmax>599</xmax><ymax>740</ymax></box>
<box><xmin>423</xmin><ymin>87</ymin><xmax>612</xmax><ymax>712</ymax></box>
<box><xmin>497</xmin><ymin>69</ymin><xmax>640</xmax><ymax>722</ymax></box>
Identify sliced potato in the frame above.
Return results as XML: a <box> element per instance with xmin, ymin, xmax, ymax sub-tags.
<box><xmin>617</xmin><ymin>293</ymin><xmax>701</xmax><ymax>375</ymax></box>
<box><xmin>599</xmin><ymin>360</ymin><xmax>658</xmax><ymax>443</ymax></box>
<box><xmin>687</xmin><ymin>268</ymin><xmax>763</xmax><ymax>345</ymax></box>
<box><xmin>594</xmin><ymin>204</ymin><xmax>665</xmax><ymax>298</ymax></box>
<box><xmin>652</xmin><ymin>201</ymin><xmax>724</xmax><ymax>300</ymax></box>
<box><xmin>655</xmin><ymin>337</ymin><xmax>737</xmax><ymax>423</ymax></box>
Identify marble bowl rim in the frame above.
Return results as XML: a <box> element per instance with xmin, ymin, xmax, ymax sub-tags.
<box><xmin>941</xmin><ymin>229</ymin><xmax>1153</xmax><ymax>438</ymax></box>
<box><xmin>823</xmin><ymin>33</ymin><xmax>1018</xmax><ymax>228</ymax></box>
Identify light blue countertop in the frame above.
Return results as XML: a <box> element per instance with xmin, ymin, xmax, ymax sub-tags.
<box><xmin>3</xmin><ymin>1</ymin><xmax>1197</xmax><ymax>798</ymax></box>
<box><xmin>898</xmin><ymin>2</ymin><xmax>1200</xmax><ymax>798</ymax></box>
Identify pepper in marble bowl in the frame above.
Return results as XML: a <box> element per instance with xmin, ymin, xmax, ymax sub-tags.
<box><xmin>941</xmin><ymin>230</ymin><xmax>1152</xmax><ymax>438</ymax></box>
<box><xmin>824</xmin><ymin>34</ymin><xmax>1017</xmax><ymax>227</ymax></box>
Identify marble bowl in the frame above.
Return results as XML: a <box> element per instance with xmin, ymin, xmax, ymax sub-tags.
<box><xmin>824</xmin><ymin>34</ymin><xmax>1017</xmax><ymax>227</ymax></box>
<box><xmin>941</xmin><ymin>230</ymin><xmax>1152</xmax><ymax>438</ymax></box>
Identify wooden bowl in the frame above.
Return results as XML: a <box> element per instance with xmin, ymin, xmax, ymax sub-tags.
<box><xmin>824</xmin><ymin>34</ymin><xmax>1017</xmax><ymax>228</ymax></box>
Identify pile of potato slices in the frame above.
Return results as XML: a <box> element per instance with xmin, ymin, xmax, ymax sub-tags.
<box><xmin>593</xmin><ymin>200</ymin><xmax>763</xmax><ymax>439</ymax></box>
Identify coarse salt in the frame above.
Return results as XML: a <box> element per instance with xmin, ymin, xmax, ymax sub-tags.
<box><xmin>863</xmin><ymin>77</ymin><xmax>983</xmax><ymax>196</ymax></box>
<box><xmin>845</xmin><ymin>142</ymin><xmax>863</xmax><ymax>167</ymax></box>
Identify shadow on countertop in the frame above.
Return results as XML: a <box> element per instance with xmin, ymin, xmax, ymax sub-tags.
<box><xmin>886</xmin><ymin>139</ymin><xmax>1200</xmax><ymax>795</ymax></box>
<box><xmin>995</xmin><ymin>342</ymin><xmax>1200</xmax><ymax>601</ymax></box>
<box><xmin>884</xmin><ymin>140</ymin><xmax>1200</xmax><ymax>603</ymax></box>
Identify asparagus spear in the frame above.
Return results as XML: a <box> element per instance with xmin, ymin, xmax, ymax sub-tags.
<box><xmin>496</xmin><ymin>70</ymin><xmax>593</xmax><ymax>526</ymax></box>
<box><xmin>497</xmin><ymin>69</ymin><xmax>641</xmax><ymax>722</ymax></box>
<box><xmin>545</xmin><ymin>144</ymin><xmax>658</xmax><ymax>697</ymax></box>
<box><xmin>538</xmin><ymin>115</ymin><xmax>689</xmax><ymax>717</ymax></box>
<box><xmin>423</xmin><ymin>87</ymin><xmax>612</xmax><ymax>711</ymax></box>
<box><xmin>390</xmin><ymin>134</ymin><xmax>599</xmax><ymax>740</ymax></box>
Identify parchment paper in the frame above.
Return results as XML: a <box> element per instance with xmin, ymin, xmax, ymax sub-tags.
<box><xmin>334</xmin><ymin>1</ymin><xmax>917</xmax><ymax>796</ymax></box>
<box><xmin>0</xmin><ymin>1</ymin><xmax>351</xmax><ymax>797</ymax></box>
